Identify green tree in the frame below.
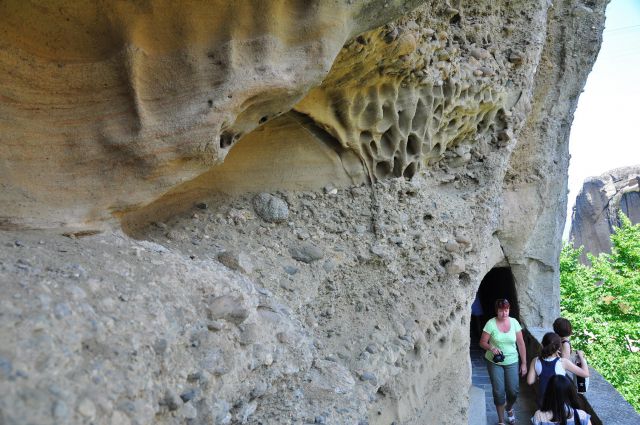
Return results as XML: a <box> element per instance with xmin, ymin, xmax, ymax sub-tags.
<box><xmin>561</xmin><ymin>213</ymin><xmax>640</xmax><ymax>412</ymax></box>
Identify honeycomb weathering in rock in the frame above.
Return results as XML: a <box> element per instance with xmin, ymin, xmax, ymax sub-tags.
<box><xmin>295</xmin><ymin>3</ymin><xmax>515</xmax><ymax>180</ymax></box>
<box><xmin>0</xmin><ymin>0</ymin><xmax>424</xmax><ymax>230</ymax></box>
<box><xmin>0</xmin><ymin>0</ymin><xmax>611</xmax><ymax>424</ymax></box>
<box><xmin>321</xmin><ymin>81</ymin><xmax>505</xmax><ymax>180</ymax></box>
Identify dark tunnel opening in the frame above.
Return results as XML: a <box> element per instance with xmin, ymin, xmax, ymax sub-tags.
<box><xmin>470</xmin><ymin>266</ymin><xmax>521</xmax><ymax>345</ymax></box>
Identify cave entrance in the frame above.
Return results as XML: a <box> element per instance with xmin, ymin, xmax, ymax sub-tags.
<box><xmin>470</xmin><ymin>266</ymin><xmax>521</xmax><ymax>344</ymax></box>
<box><xmin>469</xmin><ymin>266</ymin><xmax>521</xmax><ymax>422</ymax></box>
<box><xmin>473</xmin><ymin>267</ymin><xmax>520</xmax><ymax>337</ymax></box>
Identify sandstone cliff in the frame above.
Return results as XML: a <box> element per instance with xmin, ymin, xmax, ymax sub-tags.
<box><xmin>0</xmin><ymin>1</ymin><xmax>607</xmax><ymax>424</ymax></box>
<box><xmin>570</xmin><ymin>165</ymin><xmax>640</xmax><ymax>261</ymax></box>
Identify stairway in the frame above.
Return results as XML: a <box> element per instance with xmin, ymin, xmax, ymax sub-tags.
<box><xmin>470</xmin><ymin>338</ymin><xmax>537</xmax><ymax>425</ymax></box>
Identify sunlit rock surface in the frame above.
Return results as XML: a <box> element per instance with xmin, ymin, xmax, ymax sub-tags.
<box><xmin>0</xmin><ymin>1</ymin><xmax>607</xmax><ymax>424</ymax></box>
<box><xmin>0</xmin><ymin>0</ymin><xmax>422</xmax><ymax>230</ymax></box>
<box><xmin>570</xmin><ymin>166</ymin><xmax>640</xmax><ymax>262</ymax></box>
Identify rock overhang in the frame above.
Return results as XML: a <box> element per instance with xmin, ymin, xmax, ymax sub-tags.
<box><xmin>0</xmin><ymin>1</ymin><xmax>609</xmax><ymax>424</ymax></box>
<box><xmin>0</xmin><ymin>0</ymin><xmax>425</xmax><ymax>230</ymax></box>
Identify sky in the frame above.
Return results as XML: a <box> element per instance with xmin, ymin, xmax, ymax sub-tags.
<box><xmin>564</xmin><ymin>0</ymin><xmax>640</xmax><ymax>238</ymax></box>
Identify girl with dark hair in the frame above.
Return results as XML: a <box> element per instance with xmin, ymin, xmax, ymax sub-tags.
<box><xmin>553</xmin><ymin>317</ymin><xmax>573</xmax><ymax>360</ymax></box>
<box><xmin>479</xmin><ymin>298</ymin><xmax>527</xmax><ymax>425</ymax></box>
<box><xmin>531</xmin><ymin>375</ymin><xmax>592</xmax><ymax>425</ymax></box>
<box><xmin>553</xmin><ymin>317</ymin><xmax>590</xmax><ymax>392</ymax></box>
<box><xmin>527</xmin><ymin>332</ymin><xmax>589</xmax><ymax>407</ymax></box>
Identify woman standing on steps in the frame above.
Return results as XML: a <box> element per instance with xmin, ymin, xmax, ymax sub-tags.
<box><xmin>479</xmin><ymin>298</ymin><xmax>528</xmax><ymax>425</ymax></box>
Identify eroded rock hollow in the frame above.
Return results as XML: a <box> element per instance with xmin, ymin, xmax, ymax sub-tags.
<box><xmin>0</xmin><ymin>1</ymin><xmax>606</xmax><ymax>424</ymax></box>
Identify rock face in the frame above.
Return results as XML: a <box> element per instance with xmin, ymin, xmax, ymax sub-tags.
<box><xmin>0</xmin><ymin>1</ymin><xmax>607</xmax><ymax>425</ymax></box>
<box><xmin>0</xmin><ymin>0</ymin><xmax>423</xmax><ymax>230</ymax></box>
<box><xmin>570</xmin><ymin>166</ymin><xmax>640</xmax><ymax>261</ymax></box>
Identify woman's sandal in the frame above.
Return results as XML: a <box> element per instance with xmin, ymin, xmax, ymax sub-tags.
<box><xmin>506</xmin><ymin>408</ymin><xmax>516</xmax><ymax>424</ymax></box>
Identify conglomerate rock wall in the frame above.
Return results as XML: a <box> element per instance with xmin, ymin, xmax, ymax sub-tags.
<box><xmin>0</xmin><ymin>1</ymin><xmax>606</xmax><ymax>424</ymax></box>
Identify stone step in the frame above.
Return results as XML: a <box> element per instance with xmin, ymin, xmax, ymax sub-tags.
<box><xmin>469</xmin><ymin>385</ymin><xmax>487</xmax><ymax>425</ymax></box>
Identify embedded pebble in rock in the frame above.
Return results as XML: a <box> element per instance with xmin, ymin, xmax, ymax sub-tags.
<box><xmin>110</xmin><ymin>411</ymin><xmax>132</xmax><ymax>425</ymax></box>
<box><xmin>277</xmin><ymin>331</ymin><xmax>294</xmax><ymax>344</ymax></box>
<box><xmin>180</xmin><ymin>403</ymin><xmax>198</xmax><ymax>419</ymax></box>
<box><xmin>237</xmin><ymin>323</ymin><xmax>259</xmax><ymax>346</ymax></box>
<box><xmin>445</xmin><ymin>256</ymin><xmax>466</xmax><ymax>275</ymax></box>
<box><xmin>207</xmin><ymin>320</ymin><xmax>225</xmax><ymax>332</ymax></box>
<box><xmin>252</xmin><ymin>193</ymin><xmax>289</xmax><ymax>223</ymax></box>
<box><xmin>307</xmin><ymin>359</ymin><xmax>355</xmax><ymax>395</ymax></box>
<box><xmin>444</xmin><ymin>241</ymin><xmax>460</xmax><ymax>252</ymax></box>
<box><xmin>389</xmin><ymin>236</ymin><xmax>404</xmax><ymax>245</ymax></box>
<box><xmin>0</xmin><ymin>356</ymin><xmax>13</xmax><ymax>377</ymax></box>
<box><xmin>153</xmin><ymin>338</ymin><xmax>168</xmax><ymax>355</ymax></box>
<box><xmin>359</xmin><ymin>371</ymin><xmax>377</xmax><ymax>383</ymax></box>
<box><xmin>355</xmin><ymin>225</ymin><xmax>367</xmax><ymax>234</ymax></box>
<box><xmin>180</xmin><ymin>388</ymin><xmax>199</xmax><ymax>403</ymax></box>
<box><xmin>237</xmin><ymin>401</ymin><xmax>257</xmax><ymax>424</ymax></box>
<box><xmin>280</xmin><ymin>280</ymin><xmax>295</xmax><ymax>291</ymax></box>
<box><xmin>370</xmin><ymin>244</ymin><xmax>387</xmax><ymax>258</ymax></box>
<box><xmin>384</xmin><ymin>27</ymin><xmax>399</xmax><ymax>43</ymax></box>
<box><xmin>250</xmin><ymin>382</ymin><xmax>268</xmax><ymax>399</ymax></box>
<box><xmin>77</xmin><ymin>398</ymin><xmax>96</xmax><ymax>419</ymax></box>
<box><xmin>53</xmin><ymin>303</ymin><xmax>71</xmax><ymax>319</ymax></box>
<box><xmin>254</xmin><ymin>344</ymin><xmax>275</xmax><ymax>367</ymax></box>
<box><xmin>165</xmin><ymin>229</ymin><xmax>188</xmax><ymax>242</ymax></box>
<box><xmin>470</xmin><ymin>47</ymin><xmax>490</xmax><ymax>60</ymax></box>
<box><xmin>68</xmin><ymin>285</ymin><xmax>87</xmax><ymax>300</ymax></box>
<box><xmin>52</xmin><ymin>400</ymin><xmax>69</xmax><ymax>420</ymax></box>
<box><xmin>161</xmin><ymin>390</ymin><xmax>182</xmax><ymax>411</ymax></box>
<box><xmin>217</xmin><ymin>251</ymin><xmax>254</xmax><ymax>274</ymax></box>
<box><xmin>206</xmin><ymin>295</ymin><xmax>250</xmax><ymax>325</ymax></box>
<box><xmin>289</xmin><ymin>242</ymin><xmax>324</xmax><ymax>263</ymax></box>
<box><xmin>283</xmin><ymin>265</ymin><xmax>299</xmax><ymax>275</ymax></box>
<box><xmin>455</xmin><ymin>234</ymin><xmax>471</xmax><ymax>246</ymax></box>
<box><xmin>323</xmin><ymin>185</ymin><xmax>338</xmax><ymax>195</ymax></box>
<box><xmin>187</xmin><ymin>371</ymin><xmax>206</xmax><ymax>383</ymax></box>
<box><xmin>393</xmin><ymin>321</ymin><xmax>406</xmax><ymax>336</ymax></box>
<box><xmin>322</xmin><ymin>259</ymin><xmax>336</xmax><ymax>273</ymax></box>
<box><xmin>213</xmin><ymin>399</ymin><xmax>232</xmax><ymax>425</ymax></box>
<box><xmin>508</xmin><ymin>51</ymin><xmax>524</xmax><ymax>64</ymax></box>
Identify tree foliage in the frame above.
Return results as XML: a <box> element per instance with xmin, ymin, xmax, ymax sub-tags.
<box><xmin>560</xmin><ymin>213</ymin><xmax>640</xmax><ymax>412</ymax></box>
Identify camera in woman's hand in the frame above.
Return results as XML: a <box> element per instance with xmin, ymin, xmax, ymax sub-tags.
<box><xmin>493</xmin><ymin>352</ymin><xmax>505</xmax><ymax>363</ymax></box>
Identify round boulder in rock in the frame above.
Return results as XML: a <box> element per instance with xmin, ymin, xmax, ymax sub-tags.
<box><xmin>252</xmin><ymin>193</ymin><xmax>289</xmax><ymax>223</ymax></box>
<box><xmin>289</xmin><ymin>242</ymin><xmax>324</xmax><ymax>263</ymax></box>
